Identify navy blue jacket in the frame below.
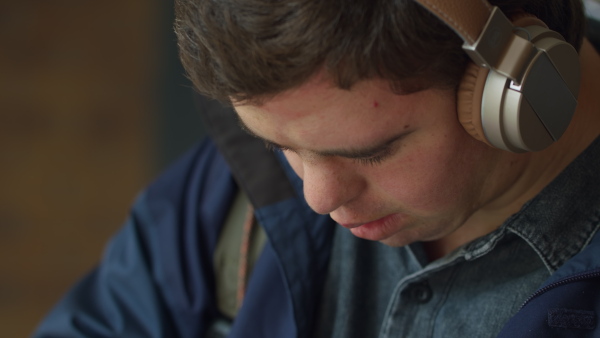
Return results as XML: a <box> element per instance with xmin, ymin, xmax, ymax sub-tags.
<box><xmin>498</xmin><ymin>233</ymin><xmax>600</xmax><ymax>338</ymax></box>
<box><xmin>34</xmin><ymin>98</ymin><xmax>600</xmax><ymax>337</ymax></box>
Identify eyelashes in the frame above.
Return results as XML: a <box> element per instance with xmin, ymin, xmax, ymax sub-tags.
<box><xmin>355</xmin><ymin>153</ymin><xmax>387</xmax><ymax>166</ymax></box>
<box><xmin>264</xmin><ymin>141</ymin><xmax>291</xmax><ymax>152</ymax></box>
<box><xmin>354</xmin><ymin>147</ymin><xmax>393</xmax><ymax>166</ymax></box>
<box><xmin>264</xmin><ymin>141</ymin><xmax>395</xmax><ymax>166</ymax></box>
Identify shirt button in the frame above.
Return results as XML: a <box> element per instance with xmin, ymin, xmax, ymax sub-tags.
<box><xmin>404</xmin><ymin>282</ymin><xmax>433</xmax><ymax>304</ymax></box>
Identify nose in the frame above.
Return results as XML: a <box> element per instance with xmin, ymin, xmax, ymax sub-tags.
<box><xmin>301</xmin><ymin>158</ymin><xmax>365</xmax><ymax>215</ymax></box>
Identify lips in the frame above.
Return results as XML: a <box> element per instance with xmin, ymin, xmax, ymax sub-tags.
<box><xmin>337</xmin><ymin>213</ymin><xmax>404</xmax><ymax>242</ymax></box>
<box><xmin>338</xmin><ymin>214</ymin><xmax>391</xmax><ymax>229</ymax></box>
<box><xmin>339</xmin><ymin>221</ymin><xmax>364</xmax><ymax>229</ymax></box>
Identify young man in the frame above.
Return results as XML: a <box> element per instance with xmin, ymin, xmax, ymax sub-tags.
<box><xmin>35</xmin><ymin>0</ymin><xmax>600</xmax><ymax>337</ymax></box>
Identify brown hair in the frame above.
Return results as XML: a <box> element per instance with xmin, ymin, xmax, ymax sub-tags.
<box><xmin>174</xmin><ymin>0</ymin><xmax>585</xmax><ymax>104</ymax></box>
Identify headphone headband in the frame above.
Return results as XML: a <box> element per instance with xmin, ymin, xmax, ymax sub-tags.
<box><xmin>413</xmin><ymin>0</ymin><xmax>536</xmax><ymax>83</ymax></box>
<box><xmin>413</xmin><ymin>0</ymin><xmax>492</xmax><ymax>45</ymax></box>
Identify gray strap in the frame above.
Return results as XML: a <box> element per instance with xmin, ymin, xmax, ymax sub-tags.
<box><xmin>214</xmin><ymin>190</ymin><xmax>267</xmax><ymax>319</ymax></box>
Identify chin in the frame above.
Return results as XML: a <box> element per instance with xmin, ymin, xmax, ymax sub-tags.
<box><xmin>378</xmin><ymin>233</ymin><xmax>418</xmax><ymax>247</ymax></box>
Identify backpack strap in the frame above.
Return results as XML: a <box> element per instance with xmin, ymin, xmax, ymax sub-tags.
<box><xmin>213</xmin><ymin>190</ymin><xmax>266</xmax><ymax>319</ymax></box>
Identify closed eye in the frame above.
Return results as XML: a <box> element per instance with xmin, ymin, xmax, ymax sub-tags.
<box><xmin>264</xmin><ymin>140</ymin><xmax>293</xmax><ymax>153</ymax></box>
<box><xmin>353</xmin><ymin>146</ymin><xmax>395</xmax><ymax>166</ymax></box>
<box><xmin>266</xmin><ymin>139</ymin><xmax>397</xmax><ymax>166</ymax></box>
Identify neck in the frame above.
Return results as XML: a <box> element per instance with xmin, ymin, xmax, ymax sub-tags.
<box><xmin>425</xmin><ymin>39</ymin><xmax>600</xmax><ymax>261</ymax></box>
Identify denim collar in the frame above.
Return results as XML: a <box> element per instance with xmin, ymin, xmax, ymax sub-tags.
<box><xmin>464</xmin><ymin>137</ymin><xmax>600</xmax><ymax>273</ymax></box>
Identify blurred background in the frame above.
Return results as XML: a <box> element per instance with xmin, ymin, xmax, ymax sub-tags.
<box><xmin>0</xmin><ymin>1</ymin><xmax>205</xmax><ymax>336</ymax></box>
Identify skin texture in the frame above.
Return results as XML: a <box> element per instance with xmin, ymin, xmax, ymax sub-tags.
<box><xmin>235</xmin><ymin>75</ymin><xmax>528</xmax><ymax>251</ymax></box>
<box><xmin>234</xmin><ymin>40</ymin><xmax>600</xmax><ymax>258</ymax></box>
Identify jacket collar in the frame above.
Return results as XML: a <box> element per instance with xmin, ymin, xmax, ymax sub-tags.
<box><xmin>504</xmin><ymin>137</ymin><xmax>600</xmax><ymax>273</ymax></box>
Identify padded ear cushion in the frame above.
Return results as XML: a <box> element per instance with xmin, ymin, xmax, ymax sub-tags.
<box><xmin>457</xmin><ymin>62</ymin><xmax>491</xmax><ymax>145</ymax></box>
<box><xmin>456</xmin><ymin>14</ymin><xmax>548</xmax><ymax>147</ymax></box>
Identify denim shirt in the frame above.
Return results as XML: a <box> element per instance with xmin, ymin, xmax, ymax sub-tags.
<box><xmin>314</xmin><ymin>137</ymin><xmax>600</xmax><ymax>338</ymax></box>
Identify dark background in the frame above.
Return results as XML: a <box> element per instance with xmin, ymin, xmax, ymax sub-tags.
<box><xmin>0</xmin><ymin>1</ymin><xmax>204</xmax><ymax>336</ymax></box>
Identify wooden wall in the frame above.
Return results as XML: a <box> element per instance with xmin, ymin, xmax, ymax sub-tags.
<box><xmin>0</xmin><ymin>1</ymin><xmax>165</xmax><ymax>336</ymax></box>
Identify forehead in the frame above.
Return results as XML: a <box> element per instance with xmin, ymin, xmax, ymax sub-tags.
<box><xmin>233</xmin><ymin>75</ymin><xmax>457</xmax><ymax>155</ymax></box>
<box><xmin>235</xmin><ymin>77</ymin><xmax>397</xmax><ymax>131</ymax></box>
<box><xmin>238</xmin><ymin>76</ymin><xmax>407</xmax><ymax>123</ymax></box>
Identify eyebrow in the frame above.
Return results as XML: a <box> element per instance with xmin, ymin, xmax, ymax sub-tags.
<box><xmin>237</xmin><ymin>116</ymin><xmax>409</xmax><ymax>159</ymax></box>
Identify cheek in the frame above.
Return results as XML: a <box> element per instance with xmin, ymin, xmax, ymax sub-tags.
<box><xmin>376</xmin><ymin>135</ymin><xmax>486</xmax><ymax>212</ymax></box>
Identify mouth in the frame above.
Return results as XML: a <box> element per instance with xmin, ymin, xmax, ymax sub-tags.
<box><xmin>339</xmin><ymin>214</ymin><xmax>392</xmax><ymax>228</ymax></box>
<box><xmin>337</xmin><ymin>213</ymin><xmax>403</xmax><ymax>241</ymax></box>
<box><xmin>338</xmin><ymin>222</ymin><xmax>364</xmax><ymax>229</ymax></box>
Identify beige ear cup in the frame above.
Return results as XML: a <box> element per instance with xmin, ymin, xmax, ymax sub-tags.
<box><xmin>457</xmin><ymin>62</ymin><xmax>491</xmax><ymax>145</ymax></box>
<box><xmin>456</xmin><ymin>15</ymin><xmax>549</xmax><ymax>147</ymax></box>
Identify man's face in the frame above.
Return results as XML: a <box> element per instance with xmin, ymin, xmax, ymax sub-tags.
<box><xmin>235</xmin><ymin>75</ymin><xmax>512</xmax><ymax>247</ymax></box>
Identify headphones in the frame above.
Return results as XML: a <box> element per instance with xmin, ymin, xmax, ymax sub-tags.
<box><xmin>413</xmin><ymin>0</ymin><xmax>581</xmax><ymax>152</ymax></box>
